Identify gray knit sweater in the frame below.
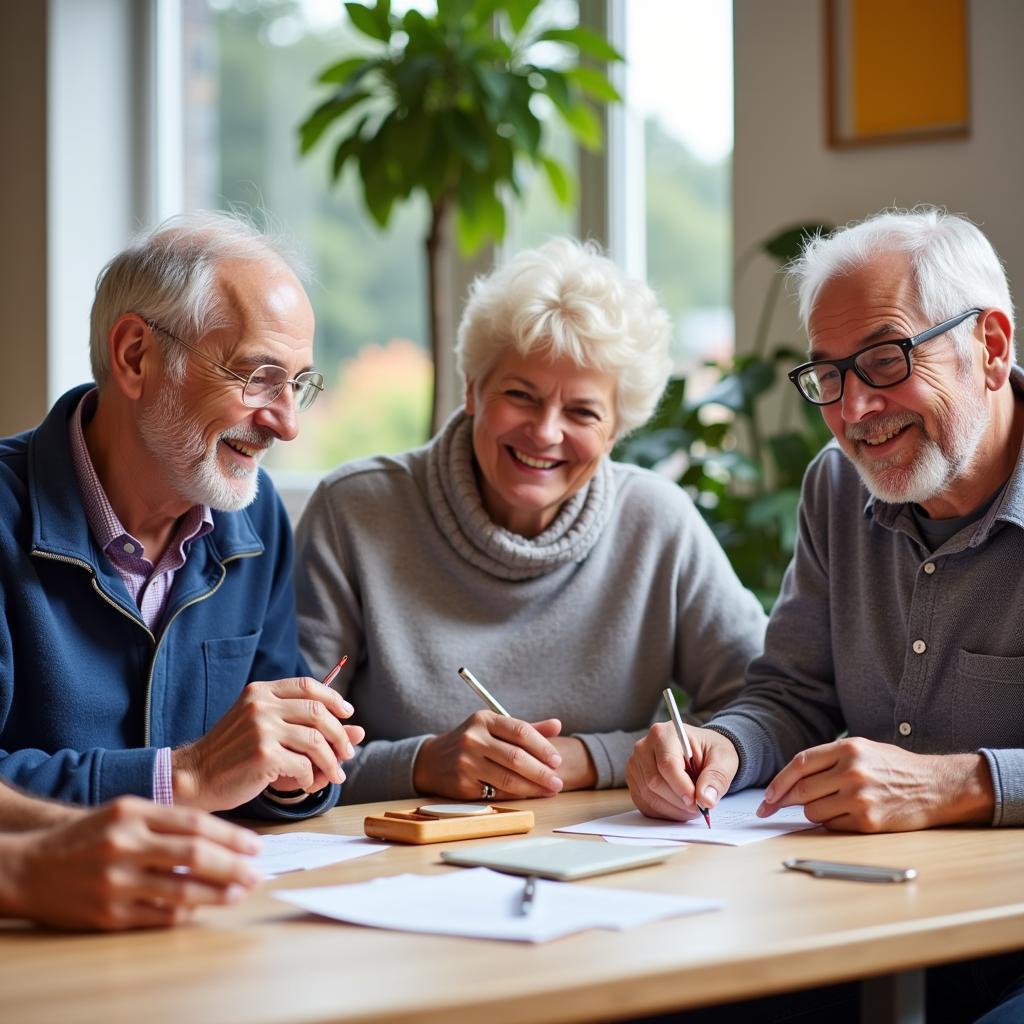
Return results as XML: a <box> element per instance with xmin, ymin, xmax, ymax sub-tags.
<box><xmin>294</xmin><ymin>412</ymin><xmax>767</xmax><ymax>804</ymax></box>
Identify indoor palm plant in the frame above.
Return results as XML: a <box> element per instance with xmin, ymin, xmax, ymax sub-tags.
<box><xmin>615</xmin><ymin>223</ymin><xmax>834</xmax><ymax>609</ymax></box>
<box><xmin>299</xmin><ymin>0</ymin><xmax>623</xmax><ymax>431</ymax></box>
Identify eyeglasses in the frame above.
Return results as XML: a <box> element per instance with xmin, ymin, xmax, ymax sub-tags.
<box><xmin>144</xmin><ymin>319</ymin><xmax>324</xmax><ymax>411</ymax></box>
<box><xmin>787</xmin><ymin>308</ymin><xmax>982</xmax><ymax>406</ymax></box>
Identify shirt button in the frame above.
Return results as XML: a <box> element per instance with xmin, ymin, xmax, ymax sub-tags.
<box><xmin>898</xmin><ymin>721</ymin><xmax>912</xmax><ymax>737</ymax></box>
<box><xmin>923</xmin><ymin>562</ymin><xmax>936</xmax><ymax>575</ymax></box>
<box><xmin>912</xmin><ymin>639</ymin><xmax>927</xmax><ymax>654</ymax></box>
<box><xmin>122</xmin><ymin>542</ymin><xmax>136</xmax><ymax>554</ymax></box>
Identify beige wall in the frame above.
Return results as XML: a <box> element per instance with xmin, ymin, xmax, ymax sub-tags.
<box><xmin>0</xmin><ymin>3</ymin><xmax>48</xmax><ymax>435</ymax></box>
<box><xmin>733</xmin><ymin>0</ymin><xmax>1024</xmax><ymax>356</ymax></box>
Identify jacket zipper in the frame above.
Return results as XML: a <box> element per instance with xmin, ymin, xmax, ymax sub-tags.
<box><xmin>31</xmin><ymin>548</ymin><xmax>260</xmax><ymax>746</ymax></box>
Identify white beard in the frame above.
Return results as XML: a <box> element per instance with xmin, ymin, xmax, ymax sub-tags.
<box><xmin>138</xmin><ymin>380</ymin><xmax>274</xmax><ymax>512</ymax></box>
<box><xmin>844</xmin><ymin>383</ymin><xmax>989</xmax><ymax>506</ymax></box>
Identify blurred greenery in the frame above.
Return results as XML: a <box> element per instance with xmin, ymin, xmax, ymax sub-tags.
<box><xmin>188</xmin><ymin>0</ymin><xmax>736</xmax><ymax>473</ymax></box>
<box><xmin>615</xmin><ymin>223</ymin><xmax>835</xmax><ymax>611</ymax></box>
<box><xmin>296</xmin><ymin>0</ymin><xmax>624</xmax><ymax>432</ymax></box>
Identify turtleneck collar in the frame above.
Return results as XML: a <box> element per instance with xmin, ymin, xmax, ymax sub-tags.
<box><xmin>426</xmin><ymin>410</ymin><xmax>615</xmax><ymax>581</ymax></box>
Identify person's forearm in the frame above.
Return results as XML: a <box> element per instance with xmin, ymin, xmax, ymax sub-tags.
<box><xmin>0</xmin><ymin>834</ymin><xmax>31</xmax><ymax>917</ymax></box>
<box><xmin>0</xmin><ymin>783</ymin><xmax>83</xmax><ymax>832</ymax></box>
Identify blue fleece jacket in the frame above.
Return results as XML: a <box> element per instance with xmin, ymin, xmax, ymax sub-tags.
<box><xmin>0</xmin><ymin>385</ymin><xmax>338</xmax><ymax>820</ymax></box>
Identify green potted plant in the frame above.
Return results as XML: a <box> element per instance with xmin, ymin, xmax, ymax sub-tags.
<box><xmin>615</xmin><ymin>223</ymin><xmax>834</xmax><ymax>609</ymax></box>
<box><xmin>298</xmin><ymin>0</ymin><xmax>623</xmax><ymax>431</ymax></box>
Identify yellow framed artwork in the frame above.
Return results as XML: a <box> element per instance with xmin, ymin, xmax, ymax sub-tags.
<box><xmin>826</xmin><ymin>0</ymin><xmax>970</xmax><ymax>147</ymax></box>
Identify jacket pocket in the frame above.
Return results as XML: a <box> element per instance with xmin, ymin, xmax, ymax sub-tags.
<box><xmin>203</xmin><ymin>631</ymin><xmax>263</xmax><ymax>731</ymax></box>
<box><xmin>953</xmin><ymin>650</ymin><xmax>1024</xmax><ymax>751</ymax></box>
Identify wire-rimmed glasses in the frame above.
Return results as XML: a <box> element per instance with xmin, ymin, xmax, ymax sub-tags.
<box><xmin>144</xmin><ymin>318</ymin><xmax>324</xmax><ymax>411</ymax></box>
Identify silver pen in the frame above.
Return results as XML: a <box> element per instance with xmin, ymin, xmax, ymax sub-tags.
<box><xmin>519</xmin><ymin>875</ymin><xmax>538</xmax><ymax>915</ymax></box>
<box><xmin>457</xmin><ymin>667</ymin><xmax>511</xmax><ymax>717</ymax></box>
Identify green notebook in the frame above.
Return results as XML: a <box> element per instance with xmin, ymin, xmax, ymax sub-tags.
<box><xmin>439</xmin><ymin>836</ymin><xmax>677</xmax><ymax>881</ymax></box>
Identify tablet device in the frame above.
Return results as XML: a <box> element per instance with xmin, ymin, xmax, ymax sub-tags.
<box><xmin>439</xmin><ymin>836</ymin><xmax>678</xmax><ymax>881</ymax></box>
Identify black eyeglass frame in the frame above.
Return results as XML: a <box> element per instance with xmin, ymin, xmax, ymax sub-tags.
<box><xmin>787</xmin><ymin>308</ymin><xmax>983</xmax><ymax>407</ymax></box>
<box><xmin>142</xmin><ymin>317</ymin><xmax>325</xmax><ymax>411</ymax></box>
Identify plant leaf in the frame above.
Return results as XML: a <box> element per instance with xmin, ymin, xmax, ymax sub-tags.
<box><xmin>564</xmin><ymin>65</ymin><xmax>621</xmax><ymax>103</ymax></box>
<box><xmin>535</xmin><ymin>26</ymin><xmax>623</xmax><ymax>63</ymax></box>
<box><xmin>540</xmin><ymin>155</ymin><xmax>575</xmax><ymax>206</ymax></box>
<box><xmin>345</xmin><ymin>2</ymin><xmax>391</xmax><ymax>43</ymax></box>
<box><xmin>557</xmin><ymin>101</ymin><xmax>603</xmax><ymax>149</ymax></box>
<box><xmin>298</xmin><ymin>91</ymin><xmax>372</xmax><ymax>154</ymax></box>
<box><xmin>318</xmin><ymin>56</ymin><xmax>372</xmax><ymax>85</ymax></box>
<box><xmin>762</xmin><ymin>223</ymin><xmax>834</xmax><ymax>264</ymax></box>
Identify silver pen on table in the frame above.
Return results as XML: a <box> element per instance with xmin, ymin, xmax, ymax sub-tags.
<box><xmin>519</xmin><ymin>875</ymin><xmax>538</xmax><ymax>916</ymax></box>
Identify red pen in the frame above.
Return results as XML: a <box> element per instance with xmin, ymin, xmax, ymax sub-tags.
<box><xmin>322</xmin><ymin>655</ymin><xmax>348</xmax><ymax>687</ymax></box>
<box><xmin>662</xmin><ymin>687</ymin><xmax>712</xmax><ymax>828</ymax></box>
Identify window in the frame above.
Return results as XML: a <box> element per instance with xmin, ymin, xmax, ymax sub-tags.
<box><xmin>623</xmin><ymin>1</ymin><xmax>733</xmax><ymax>394</ymax></box>
<box><xmin>182</xmin><ymin>0</ymin><xmax>432</xmax><ymax>479</ymax></box>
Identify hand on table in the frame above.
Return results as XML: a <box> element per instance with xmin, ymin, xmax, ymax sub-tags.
<box><xmin>413</xmin><ymin>711</ymin><xmax>565</xmax><ymax>800</ymax></box>
<box><xmin>0</xmin><ymin>797</ymin><xmax>261</xmax><ymax>930</ymax></box>
<box><xmin>627</xmin><ymin>722</ymin><xmax>738</xmax><ymax>820</ymax></box>
<box><xmin>756</xmin><ymin>737</ymin><xmax>995</xmax><ymax>832</ymax></box>
<box><xmin>172</xmin><ymin>677</ymin><xmax>364</xmax><ymax>810</ymax></box>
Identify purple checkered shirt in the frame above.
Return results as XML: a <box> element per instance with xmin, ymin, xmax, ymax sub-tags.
<box><xmin>70</xmin><ymin>390</ymin><xmax>213</xmax><ymax>804</ymax></box>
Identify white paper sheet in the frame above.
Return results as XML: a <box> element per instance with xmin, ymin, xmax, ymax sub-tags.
<box><xmin>255</xmin><ymin>833</ymin><xmax>388</xmax><ymax>877</ymax></box>
<box><xmin>274</xmin><ymin>867</ymin><xmax>722</xmax><ymax>943</ymax></box>
<box><xmin>557</xmin><ymin>788</ymin><xmax>819</xmax><ymax>847</ymax></box>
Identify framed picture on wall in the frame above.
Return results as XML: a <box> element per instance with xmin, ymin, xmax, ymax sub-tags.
<box><xmin>825</xmin><ymin>0</ymin><xmax>970</xmax><ymax>148</ymax></box>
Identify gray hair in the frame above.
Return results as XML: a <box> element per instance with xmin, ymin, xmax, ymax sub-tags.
<box><xmin>789</xmin><ymin>207</ymin><xmax>1015</xmax><ymax>362</ymax></box>
<box><xmin>89</xmin><ymin>210</ymin><xmax>308</xmax><ymax>386</ymax></box>
<box><xmin>455</xmin><ymin>237</ymin><xmax>673</xmax><ymax>437</ymax></box>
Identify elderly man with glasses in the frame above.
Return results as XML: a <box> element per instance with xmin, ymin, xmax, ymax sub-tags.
<box><xmin>0</xmin><ymin>212</ymin><xmax>362</xmax><ymax>821</ymax></box>
<box><xmin>628</xmin><ymin>207</ymin><xmax>1024</xmax><ymax>1021</ymax></box>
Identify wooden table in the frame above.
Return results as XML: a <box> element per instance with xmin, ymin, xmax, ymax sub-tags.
<box><xmin>1</xmin><ymin>790</ymin><xmax>1021</xmax><ymax>1024</ymax></box>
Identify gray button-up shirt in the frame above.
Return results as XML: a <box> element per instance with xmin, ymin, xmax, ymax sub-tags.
<box><xmin>709</xmin><ymin>368</ymin><xmax>1024</xmax><ymax>826</ymax></box>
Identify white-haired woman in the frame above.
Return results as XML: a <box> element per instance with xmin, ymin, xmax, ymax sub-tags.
<box><xmin>295</xmin><ymin>238</ymin><xmax>767</xmax><ymax>804</ymax></box>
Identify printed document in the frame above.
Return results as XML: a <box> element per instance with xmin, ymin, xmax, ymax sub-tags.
<box><xmin>255</xmin><ymin>833</ymin><xmax>388</xmax><ymax>877</ymax></box>
<box><xmin>275</xmin><ymin>867</ymin><xmax>721</xmax><ymax>942</ymax></box>
<box><xmin>556</xmin><ymin>788</ymin><xmax>818</xmax><ymax>847</ymax></box>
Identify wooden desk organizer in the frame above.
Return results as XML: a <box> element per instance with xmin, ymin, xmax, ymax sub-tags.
<box><xmin>363</xmin><ymin>805</ymin><xmax>535</xmax><ymax>845</ymax></box>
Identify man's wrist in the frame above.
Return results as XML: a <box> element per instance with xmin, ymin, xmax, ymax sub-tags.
<box><xmin>170</xmin><ymin>745</ymin><xmax>203</xmax><ymax>807</ymax></box>
<box><xmin>930</xmin><ymin>753</ymin><xmax>995</xmax><ymax>826</ymax></box>
<box><xmin>0</xmin><ymin>833</ymin><xmax>34</xmax><ymax>918</ymax></box>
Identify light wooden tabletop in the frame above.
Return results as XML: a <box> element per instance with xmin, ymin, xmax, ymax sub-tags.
<box><xmin>2</xmin><ymin>789</ymin><xmax>1022</xmax><ymax>1024</ymax></box>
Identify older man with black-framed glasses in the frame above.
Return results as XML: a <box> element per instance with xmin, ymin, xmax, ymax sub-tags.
<box><xmin>0</xmin><ymin>212</ymin><xmax>362</xmax><ymax>823</ymax></box>
<box><xmin>629</xmin><ymin>208</ymin><xmax>1023</xmax><ymax>1023</ymax></box>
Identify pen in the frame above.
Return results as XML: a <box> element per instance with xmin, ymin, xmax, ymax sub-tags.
<box><xmin>322</xmin><ymin>655</ymin><xmax>348</xmax><ymax>687</ymax></box>
<box><xmin>519</xmin><ymin>875</ymin><xmax>537</xmax><ymax>915</ymax></box>
<box><xmin>457</xmin><ymin>667</ymin><xmax>511</xmax><ymax>717</ymax></box>
<box><xmin>662</xmin><ymin>687</ymin><xmax>711</xmax><ymax>828</ymax></box>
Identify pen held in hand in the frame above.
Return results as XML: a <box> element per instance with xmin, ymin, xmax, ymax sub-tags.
<box><xmin>519</xmin><ymin>874</ymin><xmax>537</xmax><ymax>916</ymax></box>
<box><xmin>322</xmin><ymin>655</ymin><xmax>348</xmax><ymax>688</ymax></box>
<box><xmin>662</xmin><ymin>688</ymin><xmax>712</xmax><ymax>829</ymax></box>
<box><xmin>457</xmin><ymin>667</ymin><xmax>511</xmax><ymax>717</ymax></box>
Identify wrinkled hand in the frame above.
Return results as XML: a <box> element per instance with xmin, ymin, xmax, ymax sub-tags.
<box><xmin>756</xmin><ymin>737</ymin><xmax>995</xmax><ymax>833</ymax></box>
<box><xmin>413</xmin><ymin>711</ymin><xmax>565</xmax><ymax>800</ymax></box>
<box><xmin>627</xmin><ymin>722</ymin><xmax>739</xmax><ymax>820</ymax></box>
<box><xmin>172</xmin><ymin>677</ymin><xmax>363</xmax><ymax>810</ymax></box>
<box><xmin>0</xmin><ymin>797</ymin><xmax>261</xmax><ymax>930</ymax></box>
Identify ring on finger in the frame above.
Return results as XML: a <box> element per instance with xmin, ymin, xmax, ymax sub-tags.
<box><xmin>480</xmin><ymin>782</ymin><xmax>496</xmax><ymax>801</ymax></box>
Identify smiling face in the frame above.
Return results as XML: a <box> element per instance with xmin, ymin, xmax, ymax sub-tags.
<box><xmin>465</xmin><ymin>348</ymin><xmax>618</xmax><ymax>537</ymax></box>
<box><xmin>138</xmin><ymin>258</ymin><xmax>316</xmax><ymax>511</ymax></box>
<box><xmin>810</xmin><ymin>252</ymin><xmax>989</xmax><ymax>511</ymax></box>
